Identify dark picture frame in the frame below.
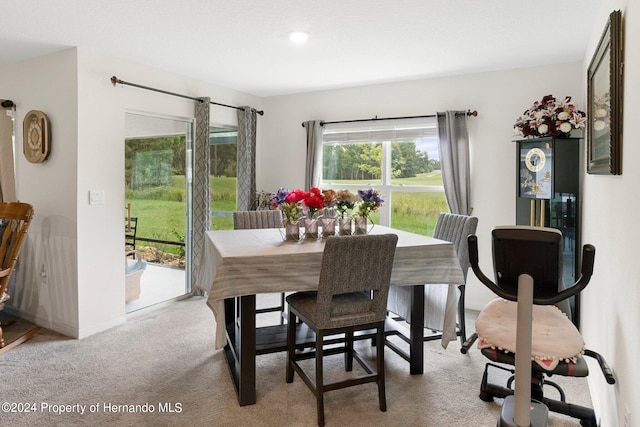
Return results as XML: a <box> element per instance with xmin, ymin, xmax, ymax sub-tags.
<box><xmin>587</xmin><ymin>10</ymin><xmax>623</xmax><ymax>175</ymax></box>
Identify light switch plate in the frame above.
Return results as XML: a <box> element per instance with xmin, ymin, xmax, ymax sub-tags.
<box><xmin>89</xmin><ymin>190</ymin><xmax>105</xmax><ymax>205</ymax></box>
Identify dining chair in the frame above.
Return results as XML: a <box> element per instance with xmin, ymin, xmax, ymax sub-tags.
<box><xmin>0</xmin><ymin>202</ymin><xmax>34</xmax><ymax>348</ymax></box>
<box><xmin>233</xmin><ymin>210</ymin><xmax>286</xmax><ymax>324</ymax></box>
<box><xmin>387</xmin><ymin>212</ymin><xmax>478</xmax><ymax>345</ymax></box>
<box><xmin>285</xmin><ymin>233</ymin><xmax>398</xmax><ymax>427</ymax></box>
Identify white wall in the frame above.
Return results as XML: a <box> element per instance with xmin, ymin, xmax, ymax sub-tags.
<box><xmin>260</xmin><ymin>63</ymin><xmax>584</xmax><ymax>312</ymax></box>
<box><xmin>581</xmin><ymin>1</ymin><xmax>639</xmax><ymax>426</ymax></box>
<box><xmin>0</xmin><ymin>47</ymin><xmax>261</xmax><ymax>338</ymax></box>
<box><xmin>0</xmin><ymin>49</ymin><xmax>80</xmax><ymax>335</ymax></box>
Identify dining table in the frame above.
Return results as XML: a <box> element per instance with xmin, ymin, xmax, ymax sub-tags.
<box><xmin>196</xmin><ymin>225</ymin><xmax>464</xmax><ymax>406</ymax></box>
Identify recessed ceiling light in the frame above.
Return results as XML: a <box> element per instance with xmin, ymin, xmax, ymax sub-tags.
<box><xmin>288</xmin><ymin>31</ymin><xmax>309</xmax><ymax>43</ymax></box>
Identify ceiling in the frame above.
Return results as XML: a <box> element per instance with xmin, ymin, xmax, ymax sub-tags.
<box><xmin>0</xmin><ymin>0</ymin><xmax>601</xmax><ymax>97</ymax></box>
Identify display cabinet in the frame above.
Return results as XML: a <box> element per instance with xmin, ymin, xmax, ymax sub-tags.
<box><xmin>515</xmin><ymin>137</ymin><xmax>581</xmax><ymax>325</ymax></box>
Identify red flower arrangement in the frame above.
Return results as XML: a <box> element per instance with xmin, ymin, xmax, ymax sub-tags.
<box><xmin>302</xmin><ymin>187</ymin><xmax>325</xmax><ymax>219</ymax></box>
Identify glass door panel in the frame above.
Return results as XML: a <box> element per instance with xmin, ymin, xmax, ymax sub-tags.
<box><xmin>124</xmin><ymin>112</ymin><xmax>193</xmax><ymax>312</ymax></box>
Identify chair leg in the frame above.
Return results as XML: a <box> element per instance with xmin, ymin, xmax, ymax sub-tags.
<box><xmin>345</xmin><ymin>331</ymin><xmax>354</xmax><ymax>371</ymax></box>
<box><xmin>376</xmin><ymin>324</ymin><xmax>387</xmax><ymax>411</ymax></box>
<box><xmin>457</xmin><ymin>285</ymin><xmax>467</xmax><ymax>345</ymax></box>
<box><xmin>316</xmin><ymin>330</ymin><xmax>325</xmax><ymax>426</ymax></box>
<box><xmin>286</xmin><ymin>310</ymin><xmax>296</xmax><ymax>383</ymax></box>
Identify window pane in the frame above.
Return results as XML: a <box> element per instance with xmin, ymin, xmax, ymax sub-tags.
<box><xmin>209</xmin><ymin>127</ymin><xmax>237</xmax><ymax>230</ymax></box>
<box><xmin>391</xmin><ymin>140</ymin><xmax>442</xmax><ymax>186</ymax></box>
<box><xmin>322</xmin><ymin>142</ymin><xmax>382</xmax><ymax>186</ymax></box>
<box><xmin>390</xmin><ymin>190</ymin><xmax>448</xmax><ymax>236</ymax></box>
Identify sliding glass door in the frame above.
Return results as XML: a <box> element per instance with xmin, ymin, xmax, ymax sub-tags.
<box><xmin>124</xmin><ymin>112</ymin><xmax>193</xmax><ymax>312</ymax></box>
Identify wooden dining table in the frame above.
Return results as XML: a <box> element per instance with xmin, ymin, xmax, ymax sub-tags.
<box><xmin>196</xmin><ymin>225</ymin><xmax>464</xmax><ymax>406</ymax></box>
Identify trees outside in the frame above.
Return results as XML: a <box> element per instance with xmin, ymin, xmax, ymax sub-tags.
<box><xmin>323</xmin><ymin>140</ymin><xmax>435</xmax><ymax>182</ymax></box>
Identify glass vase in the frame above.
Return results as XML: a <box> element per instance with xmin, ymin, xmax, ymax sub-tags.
<box><xmin>320</xmin><ymin>217</ymin><xmax>336</xmax><ymax>238</ymax></box>
<box><xmin>303</xmin><ymin>218</ymin><xmax>319</xmax><ymax>240</ymax></box>
<box><xmin>338</xmin><ymin>217</ymin><xmax>352</xmax><ymax>236</ymax></box>
<box><xmin>354</xmin><ymin>216</ymin><xmax>368</xmax><ymax>235</ymax></box>
<box><xmin>284</xmin><ymin>220</ymin><xmax>300</xmax><ymax>242</ymax></box>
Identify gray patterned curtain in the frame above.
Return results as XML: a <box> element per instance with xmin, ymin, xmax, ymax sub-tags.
<box><xmin>237</xmin><ymin>107</ymin><xmax>257</xmax><ymax>210</ymax></box>
<box><xmin>303</xmin><ymin>120</ymin><xmax>323</xmax><ymax>190</ymax></box>
<box><xmin>437</xmin><ymin>111</ymin><xmax>472</xmax><ymax>215</ymax></box>
<box><xmin>191</xmin><ymin>98</ymin><xmax>211</xmax><ymax>296</ymax></box>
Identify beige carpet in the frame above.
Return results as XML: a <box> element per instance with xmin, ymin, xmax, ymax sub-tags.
<box><xmin>1</xmin><ymin>297</ymin><xmax>591</xmax><ymax>426</ymax></box>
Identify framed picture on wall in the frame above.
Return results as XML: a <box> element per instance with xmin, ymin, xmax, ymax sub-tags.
<box><xmin>587</xmin><ymin>10</ymin><xmax>623</xmax><ymax>175</ymax></box>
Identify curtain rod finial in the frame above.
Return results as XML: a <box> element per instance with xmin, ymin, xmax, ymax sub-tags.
<box><xmin>110</xmin><ymin>76</ymin><xmax>121</xmax><ymax>86</ymax></box>
<box><xmin>467</xmin><ymin>110</ymin><xmax>478</xmax><ymax>117</ymax></box>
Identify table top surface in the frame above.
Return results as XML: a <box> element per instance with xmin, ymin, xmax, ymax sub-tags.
<box><xmin>206</xmin><ymin>225</ymin><xmax>453</xmax><ymax>257</ymax></box>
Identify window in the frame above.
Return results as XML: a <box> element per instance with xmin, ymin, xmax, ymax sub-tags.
<box><xmin>320</xmin><ymin>117</ymin><xmax>448</xmax><ymax>236</ymax></box>
<box><xmin>209</xmin><ymin>126</ymin><xmax>238</xmax><ymax>230</ymax></box>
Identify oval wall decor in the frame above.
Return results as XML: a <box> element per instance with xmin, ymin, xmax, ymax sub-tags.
<box><xmin>23</xmin><ymin>110</ymin><xmax>50</xmax><ymax>163</ymax></box>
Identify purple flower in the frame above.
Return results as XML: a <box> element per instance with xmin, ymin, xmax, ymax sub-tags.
<box><xmin>270</xmin><ymin>187</ymin><xmax>289</xmax><ymax>208</ymax></box>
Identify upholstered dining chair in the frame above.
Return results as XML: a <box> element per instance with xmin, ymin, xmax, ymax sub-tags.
<box><xmin>285</xmin><ymin>233</ymin><xmax>398</xmax><ymax>427</ymax></box>
<box><xmin>233</xmin><ymin>210</ymin><xmax>286</xmax><ymax>324</ymax></box>
<box><xmin>387</xmin><ymin>212</ymin><xmax>478</xmax><ymax>346</ymax></box>
<box><xmin>0</xmin><ymin>202</ymin><xmax>34</xmax><ymax>348</ymax></box>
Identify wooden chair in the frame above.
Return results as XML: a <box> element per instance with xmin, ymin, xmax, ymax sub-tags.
<box><xmin>0</xmin><ymin>202</ymin><xmax>34</xmax><ymax>348</ymax></box>
<box><xmin>286</xmin><ymin>234</ymin><xmax>398</xmax><ymax>426</ymax></box>
<box><xmin>233</xmin><ymin>210</ymin><xmax>286</xmax><ymax>324</ymax></box>
<box><xmin>387</xmin><ymin>212</ymin><xmax>478</xmax><ymax>345</ymax></box>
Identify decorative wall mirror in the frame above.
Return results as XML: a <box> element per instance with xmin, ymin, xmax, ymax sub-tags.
<box><xmin>587</xmin><ymin>10</ymin><xmax>623</xmax><ymax>175</ymax></box>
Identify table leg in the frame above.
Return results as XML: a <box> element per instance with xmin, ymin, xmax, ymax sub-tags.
<box><xmin>223</xmin><ymin>295</ymin><xmax>257</xmax><ymax>406</ymax></box>
<box><xmin>409</xmin><ymin>284</ymin><xmax>425</xmax><ymax>374</ymax></box>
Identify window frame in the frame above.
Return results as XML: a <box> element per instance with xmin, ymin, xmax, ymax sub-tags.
<box><xmin>319</xmin><ymin>118</ymin><xmax>445</xmax><ymax>229</ymax></box>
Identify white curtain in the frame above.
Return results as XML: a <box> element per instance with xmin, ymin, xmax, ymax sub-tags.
<box><xmin>191</xmin><ymin>98</ymin><xmax>211</xmax><ymax>296</ymax></box>
<box><xmin>303</xmin><ymin>120</ymin><xmax>323</xmax><ymax>190</ymax></box>
<box><xmin>437</xmin><ymin>111</ymin><xmax>472</xmax><ymax>215</ymax></box>
<box><xmin>237</xmin><ymin>107</ymin><xmax>257</xmax><ymax>209</ymax></box>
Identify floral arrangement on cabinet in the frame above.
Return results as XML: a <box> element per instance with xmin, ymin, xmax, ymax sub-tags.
<box><xmin>514</xmin><ymin>95</ymin><xmax>586</xmax><ymax>137</ymax></box>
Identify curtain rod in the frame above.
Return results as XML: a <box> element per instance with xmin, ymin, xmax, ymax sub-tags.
<box><xmin>301</xmin><ymin>110</ymin><xmax>477</xmax><ymax>127</ymax></box>
<box><xmin>110</xmin><ymin>76</ymin><xmax>264</xmax><ymax>116</ymax></box>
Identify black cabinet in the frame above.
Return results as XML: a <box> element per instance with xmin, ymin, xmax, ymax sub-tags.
<box><xmin>515</xmin><ymin>137</ymin><xmax>581</xmax><ymax>325</ymax></box>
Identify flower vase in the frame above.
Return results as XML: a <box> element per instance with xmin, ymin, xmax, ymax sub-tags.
<box><xmin>354</xmin><ymin>216</ymin><xmax>368</xmax><ymax>235</ymax></box>
<box><xmin>284</xmin><ymin>220</ymin><xmax>300</xmax><ymax>242</ymax></box>
<box><xmin>303</xmin><ymin>218</ymin><xmax>319</xmax><ymax>240</ymax></box>
<box><xmin>338</xmin><ymin>217</ymin><xmax>352</xmax><ymax>236</ymax></box>
<box><xmin>320</xmin><ymin>217</ymin><xmax>336</xmax><ymax>238</ymax></box>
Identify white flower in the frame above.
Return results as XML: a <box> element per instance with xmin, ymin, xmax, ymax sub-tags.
<box><xmin>537</xmin><ymin>124</ymin><xmax>549</xmax><ymax>134</ymax></box>
<box><xmin>557</xmin><ymin>111</ymin><xmax>570</xmax><ymax>121</ymax></box>
<box><xmin>534</xmin><ymin>110</ymin><xmax>546</xmax><ymax>120</ymax></box>
<box><xmin>594</xmin><ymin>120</ymin><xmax>606</xmax><ymax>131</ymax></box>
<box><xmin>559</xmin><ymin>122</ymin><xmax>572</xmax><ymax>133</ymax></box>
<box><xmin>595</xmin><ymin>108</ymin><xmax>608</xmax><ymax>118</ymax></box>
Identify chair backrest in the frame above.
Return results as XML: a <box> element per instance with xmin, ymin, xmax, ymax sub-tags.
<box><xmin>491</xmin><ymin>226</ymin><xmax>563</xmax><ymax>301</ymax></box>
<box><xmin>0</xmin><ymin>202</ymin><xmax>34</xmax><ymax>299</ymax></box>
<box><xmin>125</xmin><ymin>217</ymin><xmax>138</xmax><ymax>249</ymax></box>
<box><xmin>433</xmin><ymin>212</ymin><xmax>478</xmax><ymax>281</ymax></box>
<box><xmin>233</xmin><ymin>210</ymin><xmax>282</xmax><ymax>230</ymax></box>
<box><xmin>315</xmin><ymin>234</ymin><xmax>398</xmax><ymax>328</ymax></box>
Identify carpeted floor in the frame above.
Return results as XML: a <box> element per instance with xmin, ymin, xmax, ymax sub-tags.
<box><xmin>1</xmin><ymin>297</ymin><xmax>592</xmax><ymax>426</ymax></box>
